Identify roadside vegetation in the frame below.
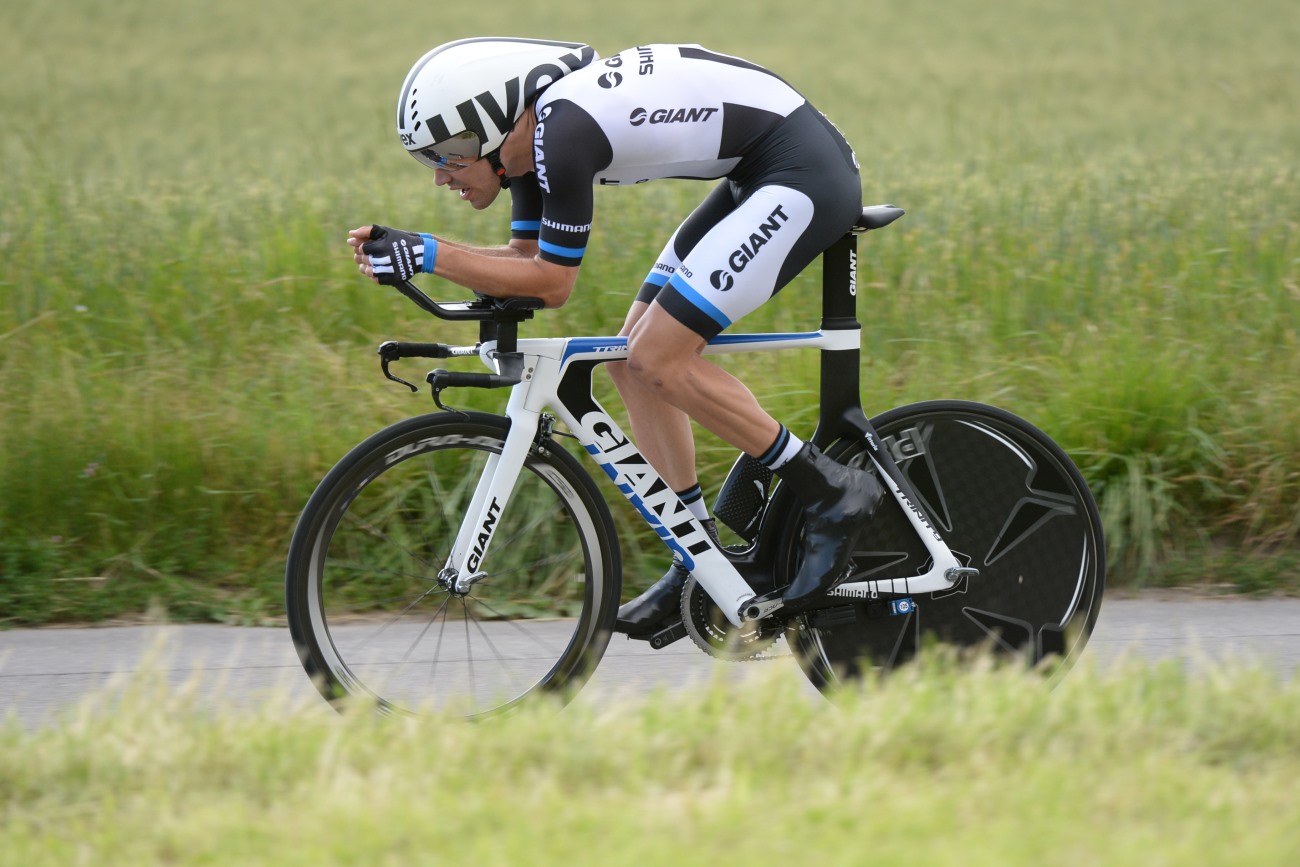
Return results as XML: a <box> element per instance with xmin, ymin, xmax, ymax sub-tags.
<box><xmin>3</xmin><ymin>654</ymin><xmax>1299</xmax><ymax>865</ymax></box>
<box><xmin>1</xmin><ymin>0</ymin><xmax>1297</xmax><ymax>623</ymax></box>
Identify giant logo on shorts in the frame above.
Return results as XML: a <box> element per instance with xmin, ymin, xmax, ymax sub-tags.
<box><xmin>708</xmin><ymin>204</ymin><xmax>791</xmax><ymax>292</ymax></box>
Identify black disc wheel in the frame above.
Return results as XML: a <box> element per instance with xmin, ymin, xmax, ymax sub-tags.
<box><xmin>285</xmin><ymin>412</ymin><xmax>621</xmax><ymax>719</ymax></box>
<box><xmin>787</xmin><ymin>401</ymin><xmax>1105</xmax><ymax>691</ymax></box>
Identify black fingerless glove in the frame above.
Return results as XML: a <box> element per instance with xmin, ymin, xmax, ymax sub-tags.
<box><xmin>361</xmin><ymin>225</ymin><xmax>438</xmax><ymax>285</ymax></box>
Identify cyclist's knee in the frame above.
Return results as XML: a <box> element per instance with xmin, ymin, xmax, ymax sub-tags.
<box><xmin>606</xmin><ymin>359</ymin><xmax>633</xmax><ymax>391</ymax></box>
<box><xmin>624</xmin><ymin>338</ymin><xmax>680</xmax><ymax>391</ymax></box>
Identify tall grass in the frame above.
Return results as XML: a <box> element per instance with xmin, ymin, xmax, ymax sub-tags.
<box><xmin>2</xmin><ymin>0</ymin><xmax>1298</xmax><ymax>621</ymax></box>
<box><xmin>3</xmin><ymin>655</ymin><xmax>1300</xmax><ymax>864</ymax></box>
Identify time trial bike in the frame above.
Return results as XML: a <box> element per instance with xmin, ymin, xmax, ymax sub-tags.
<box><xmin>284</xmin><ymin>205</ymin><xmax>1106</xmax><ymax>719</ymax></box>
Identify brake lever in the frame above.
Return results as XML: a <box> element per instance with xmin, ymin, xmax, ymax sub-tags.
<box><xmin>377</xmin><ymin>341</ymin><xmax>418</xmax><ymax>392</ymax></box>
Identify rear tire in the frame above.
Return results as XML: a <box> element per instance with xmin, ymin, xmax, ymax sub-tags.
<box><xmin>786</xmin><ymin>401</ymin><xmax>1105</xmax><ymax>690</ymax></box>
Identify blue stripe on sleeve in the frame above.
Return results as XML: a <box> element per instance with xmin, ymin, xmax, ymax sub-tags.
<box><xmin>539</xmin><ymin>239</ymin><xmax>586</xmax><ymax>260</ymax></box>
<box><xmin>667</xmin><ymin>274</ymin><xmax>732</xmax><ymax>330</ymax></box>
<box><xmin>643</xmin><ymin>270</ymin><xmax>672</xmax><ymax>288</ymax></box>
<box><xmin>512</xmin><ymin>220</ymin><xmax>542</xmax><ymax>233</ymax></box>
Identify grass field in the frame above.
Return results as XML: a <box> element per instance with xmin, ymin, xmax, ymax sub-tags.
<box><xmin>1</xmin><ymin>0</ymin><xmax>1298</xmax><ymax>622</ymax></box>
<box><xmin>2</xmin><ymin>655</ymin><xmax>1299</xmax><ymax>865</ymax></box>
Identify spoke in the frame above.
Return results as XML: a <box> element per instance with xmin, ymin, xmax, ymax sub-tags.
<box><xmin>324</xmin><ymin>561</ymin><xmax>449</xmax><ymax>614</ymax></box>
<box><xmin>463</xmin><ymin>601</ymin><xmax>530</xmax><ymax>699</ymax></box>
<box><xmin>420</xmin><ymin>454</ymin><xmax>480</xmax><ymax>567</ymax></box>
<box><xmin>486</xmin><ymin>500</ymin><xmax>567</xmax><ymax>553</ymax></box>
<box><xmin>466</xmin><ymin>595</ymin><xmax>570</xmax><ymax>658</ymax></box>
<box><xmin>339</xmin><ymin>585</ymin><xmax>449</xmax><ymax>656</ymax></box>
<box><xmin>374</xmin><ymin>593</ymin><xmax>453</xmax><ymax>706</ymax></box>
<box><xmin>475</xmin><ymin>548</ymin><xmax>582</xmax><ymax>586</ymax></box>
<box><xmin>341</xmin><ymin>510</ymin><xmax>439</xmax><ymax>576</ymax></box>
<box><xmin>463</xmin><ymin>609</ymin><xmax>474</xmax><ymax>701</ymax></box>
<box><xmin>425</xmin><ymin>596</ymin><xmax>453</xmax><ymax>702</ymax></box>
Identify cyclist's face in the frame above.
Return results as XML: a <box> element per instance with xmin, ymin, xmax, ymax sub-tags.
<box><xmin>434</xmin><ymin>158</ymin><xmax>502</xmax><ymax>210</ymax></box>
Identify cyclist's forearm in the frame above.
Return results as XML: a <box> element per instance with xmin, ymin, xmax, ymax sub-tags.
<box><xmin>431</xmin><ymin>242</ymin><xmax>576</xmax><ymax>308</ymax></box>
<box><xmin>434</xmin><ymin>237</ymin><xmax>536</xmax><ymax>259</ymax></box>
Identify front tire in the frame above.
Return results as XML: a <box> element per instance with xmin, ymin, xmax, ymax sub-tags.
<box><xmin>285</xmin><ymin>412</ymin><xmax>621</xmax><ymax>719</ymax></box>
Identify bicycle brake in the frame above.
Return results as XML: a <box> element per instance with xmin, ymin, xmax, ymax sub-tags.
<box><xmin>378</xmin><ymin>342</ymin><xmax>419</xmax><ymax>392</ymax></box>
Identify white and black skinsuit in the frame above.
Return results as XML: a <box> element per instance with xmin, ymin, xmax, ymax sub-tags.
<box><xmin>507</xmin><ymin>44</ymin><xmax>863</xmax><ymax>338</ymax></box>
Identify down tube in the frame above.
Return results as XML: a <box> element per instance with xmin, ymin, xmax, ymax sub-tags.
<box><xmin>551</xmin><ymin>361</ymin><xmax>756</xmax><ymax>625</ymax></box>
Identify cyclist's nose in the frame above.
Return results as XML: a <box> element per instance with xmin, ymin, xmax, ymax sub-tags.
<box><xmin>433</xmin><ymin>169</ymin><xmax>452</xmax><ymax>187</ymax></box>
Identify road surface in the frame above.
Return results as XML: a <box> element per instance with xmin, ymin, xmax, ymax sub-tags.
<box><xmin>2</xmin><ymin>592</ymin><xmax>1298</xmax><ymax>728</ymax></box>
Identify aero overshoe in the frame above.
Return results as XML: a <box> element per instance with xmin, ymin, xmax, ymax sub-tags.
<box><xmin>614</xmin><ymin>562</ymin><xmax>689</xmax><ymax>637</ymax></box>
<box><xmin>775</xmin><ymin>443</ymin><xmax>885</xmax><ymax>614</ymax></box>
<box><xmin>614</xmin><ymin>518</ymin><xmax>719</xmax><ymax>638</ymax></box>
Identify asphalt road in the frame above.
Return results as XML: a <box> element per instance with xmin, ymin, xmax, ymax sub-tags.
<box><xmin>2</xmin><ymin>592</ymin><xmax>1298</xmax><ymax>729</ymax></box>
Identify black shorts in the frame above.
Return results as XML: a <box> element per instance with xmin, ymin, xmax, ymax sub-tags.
<box><xmin>635</xmin><ymin>102</ymin><xmax>862</xmax><ymax>339</ymax></box>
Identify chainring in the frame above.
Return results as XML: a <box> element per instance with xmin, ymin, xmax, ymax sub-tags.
<box><xmin>681</xmin><ymin>575</ymin><xmax>781</xmax><ymax>661</ymax></box>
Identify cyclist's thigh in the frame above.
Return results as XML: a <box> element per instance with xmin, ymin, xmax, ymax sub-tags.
<box><xmin>650</xmin><ymin>184</ymin><xmax>826</xmax><ymax>338</ymax></box>
<box><xmin>634</xmin><ymin>180</ymin><xmax>739</xmax><ymax>306</ymax></box>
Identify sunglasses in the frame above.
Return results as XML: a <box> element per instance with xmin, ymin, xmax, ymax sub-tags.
<box><xmin>412</xmin><ymin>147</ymin><xmax>476</xmax><ymax>172</ymax></box>
<box><xmin>410</xmin><ymin>130</ymin><xmax>482</xmax><ymax>172</ymax></box>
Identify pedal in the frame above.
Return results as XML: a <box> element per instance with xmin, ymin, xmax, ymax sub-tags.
<box><xmin>648</xmin><ymin>620</ymin><xmax>688</xmax><ymax>650</ymax></box>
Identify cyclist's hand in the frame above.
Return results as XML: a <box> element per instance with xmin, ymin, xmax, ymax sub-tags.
<box><xmin>349</xmin><ymin>224</ymin><xmax>438</xmax><ymax>285</ymax></box>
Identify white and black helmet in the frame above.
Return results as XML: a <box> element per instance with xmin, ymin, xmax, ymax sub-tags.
<box><xmin>396</xmin><ymin>37</ymin><xmax>598</xmax><ymax>172</ymax></box>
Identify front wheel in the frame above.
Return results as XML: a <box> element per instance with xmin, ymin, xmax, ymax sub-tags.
<box><xmin>787</xmin><ymin>400</ymin><xmax>1105</xmax><ymax>690</ymax></box>
<box><xmin>285</xmin><ymin>412</ymin><xmax>621</xmax><ymax>719</ymax></box>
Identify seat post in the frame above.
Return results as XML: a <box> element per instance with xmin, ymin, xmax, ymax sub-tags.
<box><xmin>820</xmin><ymin>231</ymin><xmax>860</xmax><ymax>330</ymax></box>
<box><xmin>812</xmin><ymin>231</ymin><xmax>870</xmax><ymax>446</ymax></box>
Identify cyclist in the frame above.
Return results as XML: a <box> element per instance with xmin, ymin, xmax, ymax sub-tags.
<box><xmin>349</xmin><ymin>37</ymin><xmax>884</xmax><ymax>636</ymax></box>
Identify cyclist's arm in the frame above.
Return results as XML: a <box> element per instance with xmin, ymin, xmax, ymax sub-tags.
<box><xmin>430</xmin><ymin>242</ymin><xmax>577</xmax><ymax>308</ymax></box>
<box><xmin>411</xmin><ymin>169</ymin><xmax>572</xmax><ymax>306</ymax></box>
<box><xmin>434</xmin><ymin>236</ymin><xmax>540</xmax><ymax>260</ymax></box>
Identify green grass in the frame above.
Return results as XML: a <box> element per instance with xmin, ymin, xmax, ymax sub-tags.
<box><xmin>3</xmin><ymin>655</ymin><xmax>1300</xmax><ymax>865</ymax></box>
<box><xmin>2</xmin><ymin>0</ymin><xmax>1299</xmax><ymax>621</ymax></box>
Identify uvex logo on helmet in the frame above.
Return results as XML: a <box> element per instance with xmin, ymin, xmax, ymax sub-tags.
<box><xmin>397</xmin><ymin>39</ymin><xmax>597</xmax><ymax>159</ymax></box>
<box><xmin>628</xmin><ymin>106</ymin><xmax>720</xmax><ymax>127</ymax></box>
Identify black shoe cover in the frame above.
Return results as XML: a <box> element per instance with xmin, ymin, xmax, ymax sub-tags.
<box><xmin>614</xmin><ymin>561</ymin><xmax>690</xmax><ymax>637</ymax></box>
<box><xmin>615</xmin><ymin>518</ymin><xmax>719</xmax><ymax>637</ymax></box>
<box><xmin>776</xmin><ymin>443</ymin><xmax>885</xmax><ymax>614</ymax></box>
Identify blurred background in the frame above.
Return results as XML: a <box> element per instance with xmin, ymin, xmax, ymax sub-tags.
<box><xmin>1</xmin><ymin>0</ymin><xmax>1297</xmax><ymax>623</ymax></box>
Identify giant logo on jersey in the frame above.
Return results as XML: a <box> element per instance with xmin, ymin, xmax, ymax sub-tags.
<box><xmin>709</xmin><ymin>204</ymin><xmax>792</xmax><ymax>292</ymax></box>
<box><xmin>628</xmin><ymin>106</ymin><xmax>720</xmax><ymax>127</ymax></box>
<box><xmin>534</xmin><ymin>104</ymin><xmax>553</xmax><ymax>192</ymax></box>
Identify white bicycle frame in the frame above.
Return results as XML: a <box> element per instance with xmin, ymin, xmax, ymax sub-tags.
<box><xmin>440</xmin><ymin>326</ymin><xmax>966</xmax><ymax>628</ymax></box>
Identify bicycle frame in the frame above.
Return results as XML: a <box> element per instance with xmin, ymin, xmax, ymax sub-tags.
<box><xmin>427</xmin><ymin>208</ymin><xmax>970</xmax><ymax>628</ymax></box>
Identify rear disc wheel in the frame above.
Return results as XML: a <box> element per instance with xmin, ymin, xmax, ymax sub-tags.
<box><xmin>787</xmin><ymin>401</ymin><xmax>1105</xmax><ymax>691</ymax></box>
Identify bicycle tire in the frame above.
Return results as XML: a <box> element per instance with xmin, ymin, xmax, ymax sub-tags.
<box><xmin>785</xmin><ymin>400</ymin><xmax>1105</xmax><ymax>690</ymax></box>
<box><xmin>285</xmin><ymin>412</ymin><xmax>621</xmax><ymax>719</ymax></box>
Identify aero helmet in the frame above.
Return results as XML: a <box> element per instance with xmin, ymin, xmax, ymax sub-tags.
<box><xmin>396</xmin><ymin>37</ymin><xmax>597</xmax><ymax>174</ymax></box>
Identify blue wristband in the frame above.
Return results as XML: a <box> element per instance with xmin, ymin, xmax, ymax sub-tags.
<box><xmin>419</xmin><ymin>233</ymin><xmax>438</xmax><ymax>274</ymax></box>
